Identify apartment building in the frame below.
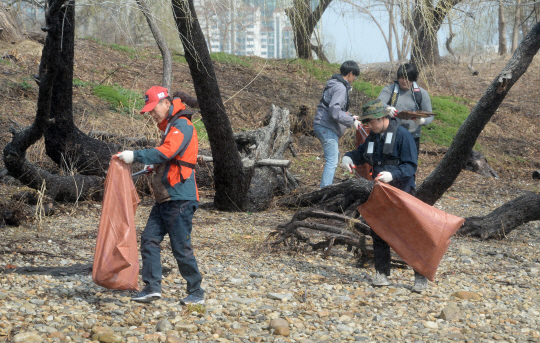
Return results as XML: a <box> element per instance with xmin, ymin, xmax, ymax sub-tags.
<box><xmin>196</xmin><ymin>0</ymin><xmax>295</xmax><ymax>59</ymax></box>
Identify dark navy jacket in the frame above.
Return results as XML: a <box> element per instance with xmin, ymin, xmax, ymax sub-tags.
<box><xmin>345</xmin><ymin>118</ymin><xmax>418</xmax><ymax>192</ymax></box>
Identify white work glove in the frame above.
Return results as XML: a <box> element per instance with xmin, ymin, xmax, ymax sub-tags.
<box><xmin>353</xmin><ymin>119</ymin><xmax>361</xmax><ymax>131</ymax></box>
<box><xmin>115</xmin><ymin>151</ymin><xmax>134</xmax><ymax>164</ymax></box>
<box><xmin>385</xmin><ymin>106</ymin><xmax>397</xmax><ymax>117</ymax></box>
<box><xmin>413</xmin><ymin>117</ymin><xmax>426</xmax><ymax>126</ymax></box>
<box><xmin>144</xmin><ymin>164</ymin><xmax>154</xmax><ymax>174</ymax></box>
<box><xmin>376</xmin><ymin>171</ymin><xmax>393</xmax><ymax>183</ymax></box>
<box><xmin>341</xmin><ymin>156</ymin><xmax>355</xmax><ymax>173</ymax></box>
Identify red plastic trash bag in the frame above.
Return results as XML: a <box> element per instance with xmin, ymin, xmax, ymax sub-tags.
<box><xmin>354</xmin><ymin>129</ymin><xmax>373</xmax><ymax>180</ymax></box>
<box><xmin>93</xmin><ymin>158</ymin><xmax>140</xmax><ymax>291</ymax></box>
<box><xmin>358</xmin><ymin>182</ymin><xmax>465</xmax><ymax>281</ymax></box>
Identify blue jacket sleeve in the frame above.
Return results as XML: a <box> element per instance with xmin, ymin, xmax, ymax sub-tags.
<box><xmin>344</xmin><ymin>144</ymin><xmax>366</xmax><ymax>166</ymax></box>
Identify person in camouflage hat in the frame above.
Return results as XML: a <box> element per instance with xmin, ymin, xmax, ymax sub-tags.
<box><xmin>341</xmin><ymin>99</ymin><xmax>428</xmax><ymax>293</ymax></box>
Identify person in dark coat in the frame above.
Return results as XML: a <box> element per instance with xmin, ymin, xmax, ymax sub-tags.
<box><xmin>341</xmin><ymin>99</ymin><xmax>428</xmax><ymax>293</ymax></box>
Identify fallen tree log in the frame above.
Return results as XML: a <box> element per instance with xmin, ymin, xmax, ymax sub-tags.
<box><xmin>198</xmin><ymin>155</ymin><xmax>291</xmax><ymax>168</ymax></box>
<box><xmin>459</xmin><ymin>192</ymin><xmax>540</xmax><ymax>239</ymax></box>
<box><xmin>464</xmin><ymin>151</ymin><xmax>498</xmax><ymax>178</ymax></box>
<box><xmin>265</xmin><ymin>208</ymin><xmax>406</xmax><ymax>265</ymax></box>
<box><xmin>420</xmin><ymin>149</ymin><xmax>498</xmax><ymax>178</ymax></box>
<box><xmin>279</xmin><ymin>178</ymin><xmax>373</xmax><ymax>213</ymax></box>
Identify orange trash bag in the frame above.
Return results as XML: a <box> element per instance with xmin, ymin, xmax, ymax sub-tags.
<box><xmin>358</xmin><ymin>182</ymin><xmax>465</xmax><ymax>281</ymax></box>
<box><xmin>354</xmin><ymin>129</ymin><xmax>373</xmax><ymax>180</ymax></box>
<box><xmin>93</xmin><ymin>158</ymin><xmax>140</xmax><ymax>291</ymax></box>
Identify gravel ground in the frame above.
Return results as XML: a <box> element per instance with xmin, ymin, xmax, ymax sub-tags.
<box><xmin>1</xmin><ymin>183</ymin><xmax>539</xmax><ymax>343</ymax></box>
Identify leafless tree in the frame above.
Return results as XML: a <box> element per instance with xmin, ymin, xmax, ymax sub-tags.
<box><xmin>286</xmin><ymin>0</ymin><xmax>334</xmax><ymax>59</ymax></box>
<box><xmin>499</xmin><ymin>0</ymin><xmax>508</xmax><ymax>54</ymax></box>
<box><xmin>135</xmin><ymin>0</ymin><xmax>172</xmax><ymax>91</ymax></box>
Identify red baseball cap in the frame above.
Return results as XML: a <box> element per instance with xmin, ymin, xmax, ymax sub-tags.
<box><xmin>140</xmin><ymin>86</ymin><xmax>169</xmax><ymax>114</ymax></box>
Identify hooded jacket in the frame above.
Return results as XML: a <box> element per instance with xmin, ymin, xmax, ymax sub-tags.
<box><xmin>133</xmin><ymin>98</ymin><xmax>199</xmax><ymax>203</ymax></box>
<box><xmin>313</xmin><ymin>74</ymin><xmax>355</xmax><ymax>137</ymax></box>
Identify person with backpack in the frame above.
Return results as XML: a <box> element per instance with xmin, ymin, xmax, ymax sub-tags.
<box><xmin>313</xmin><ymin>60</ymin><xmax>361</xmax><ymax>188</ymax></box>
<box><xmin>377</xmin><ymin>63</ymin><xmax>432</xmax><ymax>154</ymax></box>
<box><xmin>341</xmin><ymin>99</ymin><xmax>429</xmax><ymax>293</ymax></box>
<box><xmin>115</xmin><ymin>86</ymin><xmax>205</xmax><ymax>305</ymax></box>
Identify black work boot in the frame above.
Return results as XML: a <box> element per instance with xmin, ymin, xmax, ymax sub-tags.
<box><xmin>412</xmin><ymin>271</ymin><xmax>428</xmax><ymax>293</ymax></box>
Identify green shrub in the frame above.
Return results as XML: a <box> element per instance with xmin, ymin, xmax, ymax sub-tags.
<box><xmin>353</xmin><ymin>80</ymin><xmax>383</xmax><ymax>99</ymax></box>
<box><xmin>92</xmin><ymin>84</ymin><xmax>144</xmax><ymax>117</ymax></box>
<box><xmin>73</xmin><ymin>78</ymin><xmax>89</xmax><ymax>87</ymax></box>
<box><xmin>210</xmin><ymin>52</ymin><xmax>250</xmax><ymax>66</ymax></box>
<box><xmin>292</xmin><ymin>59</ymin><xmax>339</xmax><ymax>82</ymax></box>
<box><xmin>193</xmin><ymin>118</ymin><xmax>208</xmax><ymax>142</ymax></box>
<box><xmin>19</xmin><ymin>81</ymin><xmax>32</xmax><ymax>90</ymax></box>
<box><xmin>109</xmin><ymin>44</ymin><xmax>137</xmax><ymax>59</ymax></box>
<box><xmin>422</xmin><ymin>95</ymin><xmax>472</xmax><ymax>147</ymax></box>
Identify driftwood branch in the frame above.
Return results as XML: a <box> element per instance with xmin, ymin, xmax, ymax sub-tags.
<box><xmin>198</xmin><ymin>155</ymin><xmax>291</xmax><ymax>168</ymax></box>
<box><xmin>459</xmin><ymin>193</ymin><xmax>540</xmax><ymax>239</ymax></box>
<box><xmin>265</xmin><ymin>208</ymin><xmax>406</xmax><ymax>265</ymax></box>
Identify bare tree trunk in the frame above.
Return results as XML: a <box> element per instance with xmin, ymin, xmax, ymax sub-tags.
<box><xmin>3</xmin><ymin>0</ymin><xmax>104</xmax><ymax>202</ymax></box>
<box><xmin>0</xmin><ymin>2</ymin><xmax>23</xmax><ymax>43</ymax></box>
<box><xmin>499</xmin><ymin>0</ymin><xmax>508</xmax><ymax>55</ymax></box>
<box><xmin>286</xmin><ymin>0</ymin><xmax>333</xmax><ymax>59</ymax></box>
<box><xmin>171</xmin><ymin>0</ymin><xmax>250</xmax><ymax>211</ymax></box>
<box><xmin>387</xmin><ymin>1</ymin><xmax>394</xmax><ymax>63</ymax></box>
<box><xmin>446</xmin><ymin>16</ymin><xmax>456</xmax><ymax>62</ymax></box>
<box><xmin>136</xmin><ymin>0</ymin><xmax>172</xmax><ymax>91</ymax></box>
<box><xmin>409</xmin><ymin>0</ymin><xmax>462</xmax><ymax>67</ymax></box>
<box><xmin>42</xmin><ymin>0</ymin><xmax>119</xmax><ymax>177</ymax></box>
<box><xmin>311</xmin><ymin>44</ymin><xmax>329</xmax><ymax>62</ymax></box>
<box><xmin>511</xmin><ymin>0</ymin><xmax>522</xmax><ymax>53</ymax></box>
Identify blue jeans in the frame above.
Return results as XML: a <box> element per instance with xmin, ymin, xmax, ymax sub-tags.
<box><xmin>314</xmin><ymin>124</ymin><xmax>340</xmax><ymax>188</ymax></box>
<box><xmin>141</xmin><ymin>200</ymin><xmax>204</xmax><ymax>297</ymax></box>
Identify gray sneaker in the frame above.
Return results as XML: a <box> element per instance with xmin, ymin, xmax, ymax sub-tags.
<box><xmin>371</xmin><ymin>272</ymin><xmax>391</xmax><ymax>287</ymax></box>
<box><xmin>180</xmin><ymin>294</ymin><xmax>205</xmax><ymax>305</ymax></box>
<box><xmin>131</xmin><ymin>291</ymin><xmax>161</xmax><ymax>303</ymax></box>
<box><xmin>412</xmin><ymin>272</ymin><xmax>428</xmax><ymax>293</ymax></box>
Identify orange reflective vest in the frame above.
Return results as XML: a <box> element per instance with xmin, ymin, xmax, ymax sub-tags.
<box><xmin>133</xmin><ymin>98</ymin><xmax>199</xmax><ymax>203</ymax></box>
